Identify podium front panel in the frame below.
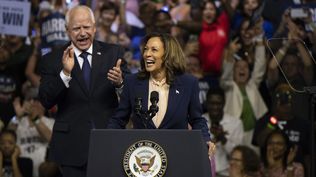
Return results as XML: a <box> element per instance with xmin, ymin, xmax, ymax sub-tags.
<box><xmin>87</xmin><ymin>129</ymin><xmax>211</xmax><ymax>177</ymax></box>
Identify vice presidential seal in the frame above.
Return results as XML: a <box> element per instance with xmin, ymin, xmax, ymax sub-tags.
<box><xmin>123</xmin><ymin>140</ymin><xmax>167</xmax><ymax>177</ymax></box>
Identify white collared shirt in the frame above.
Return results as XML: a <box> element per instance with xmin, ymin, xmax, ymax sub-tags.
<box><xmin>73</xmin><ymin>44</ymin><xmax>93</xmax><ymax>69</ymax></box>
<box><xmin>60</xmin><ymin>44</ymin><xmax>93</xmax><ymax>87</ymax></box>
<box><xmin>148</xmin><ymin>76</ymin><xmax>169</xmax><ymax>128</ymax></box>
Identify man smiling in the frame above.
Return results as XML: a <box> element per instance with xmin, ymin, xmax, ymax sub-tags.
<box><xmin>39</xmin><ymin>5</ymin><xmax>129</xmax><ymax>177</ymax></box>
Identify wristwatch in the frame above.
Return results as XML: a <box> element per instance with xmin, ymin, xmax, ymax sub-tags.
<box><xmin>32</xmin><ymin>116</ymin><xmax>41</xmax><ymax>125</ymax></box>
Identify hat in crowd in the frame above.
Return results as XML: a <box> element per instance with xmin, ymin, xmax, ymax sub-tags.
<box><xmin>274</xmin><ymin>84</ymin><xmax>293</xmax><ymax>105</ymax></box>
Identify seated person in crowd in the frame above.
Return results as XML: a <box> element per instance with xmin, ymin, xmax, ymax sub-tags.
<box><xmin>260</xmin><ymin>129</ymin><xmax>304</xmax><ymax>177</ymax></box>
<box><xmin>228</xmin><ymin>145</ymin><xmax>261</xmax><ymax>177</ymax></box>
<box><xmin>186</xmin><ymin>55</ymin><xmax>219</xmax><ymax>112</ymax></box>
<box><xmin>252</xmin><ymin>83</ymin><xmax>311</xmax><ymax>175</ymax></box>
<box><xmin>0</xmin><ymin>129</ymin><xmax>33</xmax><ymax>177</ymax></box>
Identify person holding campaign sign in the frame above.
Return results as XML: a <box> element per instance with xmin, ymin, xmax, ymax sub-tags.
<box><xmin>107</xmin><ymin>32</ymin><xmax>216</xmax><ymax>156</ymax></box>
<box><xmin>39</xmin><ymin>1</ymin><xmax>69</xmax><ymax>56</ymax></box>
<box><xmin>39</xmin><ymin>5</ymin><xmax>129</xmax><ymax>177</ymax></box>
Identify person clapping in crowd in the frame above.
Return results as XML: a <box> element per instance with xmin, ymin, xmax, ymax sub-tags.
<box><xmin>204</xmin><ymin>87</ymin><xmax>243</xmax><ymax>176</ymax></box>
<box><xmin>260</xmin><ymin>129</ymin><xmax>304</xmax><ymax>177</ymax></box>
<box><xmin>8</xmin><ymin>83</ymin><xmax>54</xmax><ymax>177</ymax></box>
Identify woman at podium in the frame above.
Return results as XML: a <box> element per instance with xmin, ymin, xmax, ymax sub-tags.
<box><xmin>107</xmin><ymin>32</ymin><xmax>215</xmax><ymax>156</ymax></box>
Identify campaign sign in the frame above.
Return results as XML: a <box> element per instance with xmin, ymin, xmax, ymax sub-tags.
<box><xmin>41</xmin><ymin>11</ymin><xmax>69</xmax><ymax>48</ymax></box>
<box><xmin>291</xmin><ymin>3</ymin><xmax>316</xmax><ymax>23</ymax></box>
<box><xmin>0</xmin><ymin>1</ymin><xmax>31</xmax><ymax>36</ymax></box>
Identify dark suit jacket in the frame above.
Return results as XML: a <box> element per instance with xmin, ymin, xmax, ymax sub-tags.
<box><xmin>107</xmin><ymin>73</ymin><xmax>211</xmax><ymax>141</ymax></box>
<box><xmin>39</xmin><ymin>40</ymin><xmax>129</xmax><ymax>166</ymax></box>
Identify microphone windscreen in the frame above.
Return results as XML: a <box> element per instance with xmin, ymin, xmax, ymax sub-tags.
<box><xmin>150</xmin><ymin>91</ymin><xmax>159</xmax><ymax>103</ymax></box>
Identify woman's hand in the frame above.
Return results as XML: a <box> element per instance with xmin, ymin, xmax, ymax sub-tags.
<box><xmin>267</xmin><ymin>146</ymin><xmax>277</xmax><ymax>167</ymax></box>
<box><xmin>12</xmin><ymin>97</ymin><xmax>24</xmax><ymax>118</ymax></box>
<box><xmin>207</xmin><ymin>141</ymin><xmax>216</xmax><ymax>156</ymax></box>
<box><xmin>287</xmin><ymin>145</ymin><xmax>298</xmax><ymax>165</ymax></box>
<box><xmin>11</xmin><ymin>146</ymin><xmax>20</xmax><ymax>160</ymax></box>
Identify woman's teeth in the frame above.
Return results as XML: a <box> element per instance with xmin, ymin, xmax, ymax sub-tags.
<box><xmin>146</xmin><ymin>60</ymin><xmax>155</xmax><ymax>65</ymax></box>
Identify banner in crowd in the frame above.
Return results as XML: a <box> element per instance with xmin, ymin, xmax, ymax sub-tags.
<box><xmin>0</xmin><ymin>0</ymin><xmax>30</xmax><ymax>36</ymax></box>
<box><xmin>292</xmin><ymin>3</ymin><xmax>316</xmax><ymax>24</ymax></box>
<box><xmin>41</xmin><ymin>11</ymin><xmax>69</xmax><ymax>49</ymax></box>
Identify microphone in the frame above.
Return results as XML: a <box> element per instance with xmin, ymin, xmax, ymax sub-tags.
<box><xmin>134</xmin><ymin>97</ymin><xmax>142</xmax><ymax>116</ymax></box>
<box><xmin>149</xmin><ymin>91</ymin><xmax>159</xmax><ymax>118</ymax></box>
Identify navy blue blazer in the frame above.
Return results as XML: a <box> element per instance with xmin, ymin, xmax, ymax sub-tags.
<box><xmin>39</xmin><ymin>40</ymin><xmax>129</xmax><ymax>166</ymax></box>
<box><xmin>107</xmin><ymin>73</ymin><xmax>211</xmax><ymax>141</ymax></box>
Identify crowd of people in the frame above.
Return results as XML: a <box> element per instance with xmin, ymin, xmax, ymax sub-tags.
<box><xmin>0</xmin><ymin>0</ymin><xmax>315</xmax><ymax>176</ymax></box>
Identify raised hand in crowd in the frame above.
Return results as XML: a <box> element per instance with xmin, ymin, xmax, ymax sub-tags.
<box><xmin>287</xmin><ymin>145</ymin><xmax>298</xmax><ymax>165</ymax></box>
<box><xmin>224</xmin><ymin>37</ymin><xmax>242</xmax><ymax>62</ymax></box>
<box><xmin>12</xmin><ymin>97</ymin><xmax>24</xmax><ymax>118</ymax></box>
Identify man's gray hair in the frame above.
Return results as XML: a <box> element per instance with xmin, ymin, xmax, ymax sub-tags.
<box><xmin>65</xmin><ymin>5</ymin><xmax>95</xmax><ymax>26</ymax></box>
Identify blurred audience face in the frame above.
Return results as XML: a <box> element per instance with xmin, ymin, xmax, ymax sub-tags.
<box><xmin>66</xmin><ymin>7</ymin><xmax>96</xmax><ymax>51</ymax></box>
<box><xmin>186</xmin><ymin>55</ymin><xmax>201</xmax><ymax>75</ymax></box>
<box><xmin>267</xmin><ymin>133</ymin><xmax>286</xmax><ymax>160</ymax></box>
<box><xmin>233</xmin><ymin>60</ymin><xmax>250</xmax><ymax>86</ymax></box>
<box><xmin>6</xmin><ymin>35</ymin><xmax>23</xmax><ymax>47</ymax></box>
<box><xmin>0</xmin><ymin>133</ymin><xmax>16</xmax><ymax>158</ymax></box>
<box><xmin>275</xmin><ymin>99</ymin><xmax>292</xmax><ymax>116</ymax></box>
<box><xmin>207</xmin><ymin>94</ymin><xmax>224</xmax><ymax>121</ymax></box>
<box><xmin>143</xmin><ymin>37</ymin><xmax>165</xmax><ymax>74</ymax></box>
<box><xmin>274</xmin><ymin>85</ymin><xmax>293</xmax><ymax>118</ymax></box>
<box><xmin>229</xmin><ymin>149</ymin><xmax>244</xmax><ymax>172</ymax></box>
<box><xmin>38</xmin><ymin>10</ymin><xmax>52</xmax><ymax>21</ymax></box>
<box><xmin>281</xmin><ymin>54</ymin><xmax>299</xmax><ymax>78</ymax></box>
<box><xmin>202</xmin><ymin>2</ymin><xmax>217</xmax><ymax>24</ymax></box>
<box><xmin>190</xmin><ymin>7</ymin><xmax>203</xmax><ymax>22</ymax></box>
<box><xmin>0</xmin><ymin>47</ymin><xmax>10</xmax><ymax>67</ymax></box>
<box><xmin>240</xmin><ymin>20</ymin><xmax>255</xmax><ymax>46</ymax></box>
<box><xmin>139</xmin><ymin>1</ymin><xmax>156</xmax><ymax>27</ymax></box>
<box><xmin>243</xmin><ymin>0</ymin><xmax>259</xmax><ymax>16</ymax></box>
<box><xmin>99</xmin><ymin>9</ymin><xmax>116</xmax><ymax>27</ymax></box>
<box><xmin>153</xmin><ymin>11</ymin><xmax>173</xmax><ymax>33</ymax></box>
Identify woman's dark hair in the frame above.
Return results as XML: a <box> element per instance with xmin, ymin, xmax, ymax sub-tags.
<box><xmin>232</xmin><ymin>145</ymin><xmax>261</xmax><ymax>175</ymax></box>
<box><xmin>150</xmin><ymin>9</ymin><xmax>173</xmax><ymax>33</ymax></box>
<box><xmin>99</xmin><ymin>1</ymin><xmax>119</xmax><ymax>15</ymax></box>
<box><xmin>241</xmin><ymin>0</ymin><xmax>262</xmax><ymax>17</ymax></box>
<box><xmin>235</xmin><ymin>17</ymin><xmax>252</xmax><ymax>43</ymax></box>
<box><xmin>152</xmin><ymin>9</ymin><xmax>172</xmax><ymax>21</ymax></box>
<box><xmin>206</xmin><ymin>87</ymin><xmax>225</xmax><ymax>103</ymax></box>
<box><xmin>0</xmin><ymin>129</ymin><xmax>17</xmax><ymax>142</ymax></box>
<box><xmin>261</xmin><ymin>129</ymin><xmax>291</xmax><ymax>171</ymax></box>
<box><xmin>137</xmin><ymin>33</ymin><xmax>186</xmax><ymax>85</ymax></box>
<box><xmin>201</xmin><ymin>0</ymin><xmax>220</xmax><ymax>20</ymax></box>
